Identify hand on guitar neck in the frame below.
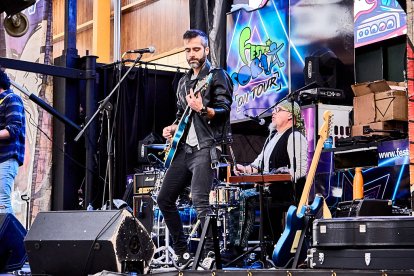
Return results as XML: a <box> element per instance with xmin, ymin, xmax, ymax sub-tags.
<box><xmin>162</xmin><ymin>73</ymin><xmax>213</xmax><ymax>168</ymax></box>
<box><xmin>186</xmin><ymin>88</ymin><xmax>203</xmax><ymax>113</ymax></box>
<box><xmin>162</xmin><ymin>124</ymin><xmax>178</xmax><ymax>142</ymax></box>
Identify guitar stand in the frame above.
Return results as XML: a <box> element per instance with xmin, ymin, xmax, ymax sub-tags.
<box><xmin>191</xmin><ymin>214</ymin><xmax>222</xmax><ymax>270</ymax></box>
<box><xmin>292</xmin><ymin>215</ymin><xmax>312</xmax><ymax>268</ymax></box>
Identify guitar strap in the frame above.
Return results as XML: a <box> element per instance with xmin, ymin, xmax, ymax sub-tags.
<box><xmin>210</xmin><ymin>145</ymin><xmax>220</xmax><ymax>169</ymax></box>
<box><xmin>187</xmin><ymin>72</ymin><xmax>220</xmax><ymax>168</ymax></box>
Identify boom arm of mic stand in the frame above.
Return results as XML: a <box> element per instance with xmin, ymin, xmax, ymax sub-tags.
<box><xmin>255</xmin><ymin>94</ymin><xmax>289</xmax><ymax>118</ymax></box>
<box><xmin>74</xmin><ymin>54</ymin><xmax>142</xmax><ymax>142</ymax></box>
<box><xmin>255</xmin><ymin>81</ymin><xmax>319</xmax><ymax>118</ymax></box>
<box><xmin>10</xmin><ymin>79</ymin><xmax>81</xmax><ymax>131</ymax></box>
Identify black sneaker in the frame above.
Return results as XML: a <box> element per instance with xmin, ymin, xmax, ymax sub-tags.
<box><xmin>201</xmin><ymin>251</ymin><xmax>215</xmax><ymax>270</ymax></box>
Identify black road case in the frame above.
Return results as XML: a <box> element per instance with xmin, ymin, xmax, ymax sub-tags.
<box><xmin>308</xmin><ymin>248</ymin><xmax>414</xmax><ymax>270</ymax></box>
<box><xmin>313</xmin><ymin>216</ymin><xmax>414</xmax><ymax>248</ymax></box>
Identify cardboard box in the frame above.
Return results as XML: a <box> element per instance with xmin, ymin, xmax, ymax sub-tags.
<box><xmin>352</xmin><ymin>121</ymin><xmax>407</xmax><ymax>137</ymax></box>
<box><xmin>352</xmin><ymin>80</ymin><xmax>407</xmax><ymax>125</ymax></box>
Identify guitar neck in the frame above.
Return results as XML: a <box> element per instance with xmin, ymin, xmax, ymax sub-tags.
<box><xmin>296</xmin><ymin>138</ymin><xmax>324</xmax><ymax>215</ymax></box>
<box><xmin>296</xmin><ymin>110</ymin><xmax>332</xmax><ymax>216</ymax></box>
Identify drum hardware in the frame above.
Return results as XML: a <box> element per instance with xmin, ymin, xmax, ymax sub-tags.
<box><xmin>149</xmin><ymin>174</ymin><xmax>244</xmax><ymax>268</ymax></box>
<box><xmin>191</xmin><ymin>214</ymin><xmax>222</xmax><ymax>270</ymax></box>
<box><xmin>188</xmin><ymin>220</ymin><xmax>201</xmax><ymax>241</ymax></box>
<box><xmin>209</xmin><ymin>184</ymin><xmax>240</xmax><ymax>207</ymax></box>
<box><xmin>151</xmin><ymin>224</ymin><xmax>175</xmax><ymax>266</ymax></box>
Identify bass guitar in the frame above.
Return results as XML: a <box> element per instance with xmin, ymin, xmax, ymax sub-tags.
<box><xmin>163</xmin><ymin>73</ymin><xmax>213</xmax><ymax>168</ymax></box>
<box><xmin>272</xmin><ymin>110</ymin><xmax>333</xmax><ymax>267</ymax></box>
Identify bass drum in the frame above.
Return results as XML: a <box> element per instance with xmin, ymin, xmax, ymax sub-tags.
<box><xmin>152</xmin><ymin>206</ymin><xmax>197</xmax><ymax>235</ymax></box>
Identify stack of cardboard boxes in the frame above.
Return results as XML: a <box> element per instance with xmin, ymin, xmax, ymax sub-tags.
<box><xmin>351</xmin><ymin>80</ymin><xmax>408</xmax><ymax>136</ymax></box>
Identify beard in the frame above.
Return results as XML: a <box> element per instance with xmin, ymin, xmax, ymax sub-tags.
<box><xmin>268</xmin><ymin>122</ymin><xmax>276</xmax><ymax>133</ymax></box>
<box><xmin>188</xmin><ymin>55</ymin><xmax>206</xmax><ymax>69</ymax></box>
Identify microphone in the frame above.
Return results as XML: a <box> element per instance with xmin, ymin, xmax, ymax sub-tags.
<box><xmin>245</xmin><ymin>114</ymin><xmax>265</xmax><ymax>125</ymax></box>
<box><xmin>126</xmin><ymin>46</ymin><xmax>156</xmax><ymax>54</ymax></box>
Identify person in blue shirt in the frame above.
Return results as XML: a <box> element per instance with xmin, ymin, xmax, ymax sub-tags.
<box><xmin>0</xmin><ymin>68</ymin><xmax>25</xmax><ymax>214</ymax></box>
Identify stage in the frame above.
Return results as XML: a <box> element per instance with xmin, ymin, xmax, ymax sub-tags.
<box><xmin>105</xmin><ymin>268</ymin><xmax>414</xmax><ymax>276</ymax></box>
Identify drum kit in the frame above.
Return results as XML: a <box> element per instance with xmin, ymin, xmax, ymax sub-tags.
<box><xmin>148</xmin><ymin>163</ymin><xmax>245</xmax><ymax>267</ymax></box>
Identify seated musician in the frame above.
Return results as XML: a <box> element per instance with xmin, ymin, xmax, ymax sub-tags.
<box><xmin>233</xmin><ymin>99</ymin><xmax>308</xmax><ymax>253</ymax></box>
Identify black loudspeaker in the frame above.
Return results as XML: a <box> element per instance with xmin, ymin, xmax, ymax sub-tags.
<box><xmin>24</xmin><ymin>210</ymin><xmax>155</xmax><ymax>275</ymax></box>
<box><xmin>303</xmin><ymin>48</ymin><xmax>339</xmax><ymax>89</ymax></box>
<box><xmin>133</xmin><ymin>195</ymin><xmax>154</xmax><ymax>234</ymax></box>
<box><xmin>0</xmin><ymin>213</ymin><xmax>27</xmax><ymax>272</ymax></box>
<box><xmin>336</xmin><ymin>199</ymin><xmax>393</xmax><ymax>217</ymax></box>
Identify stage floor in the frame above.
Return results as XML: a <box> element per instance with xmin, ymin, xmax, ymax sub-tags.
<box><xmin>116</xmin><ymin>268</ymin><xmax>414</xmax><ymax>276</ymax></box>
<box><xmin>5</xmin><ymin>263</ymin><xmax>414</xmax><ymax>275</ymax></box>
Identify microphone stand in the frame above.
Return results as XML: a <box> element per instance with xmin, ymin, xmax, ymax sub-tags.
<box><xmin>257</xmin><ymin>134</ymin><xmax>272</xmax><ymax>265</ymax></box>
<box><xmin>224</xmin><ymin>134</ymin><xmax>273</xmax><ymax>268</ymax></box>
<box><xmin>74</xmin><ymin>53</ymin><xmax>143</xmax><ymax>210</ymax></box>
<box><xmin>10</xmin><ymin>79</ymin><xmax>81</xmax><ymax>131</ymax></box>
<box><xmin>283</xmin><ymin>82</ymin><xmax>318</xmax><ymax>205</ymax></box>
<box><xmin>254</xmin><ymin>81</ymin><xmax>318</xmax><ymax>120</ymax></box>
<box><xmin>288</xmin><ymin>97</ymin><xmax>298</xmax><ymax>204</ymax></box>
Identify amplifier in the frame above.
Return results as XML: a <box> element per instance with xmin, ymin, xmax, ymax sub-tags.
<box><xmin>133</xmin><ymin>195</ymin><xmax>154</xmax><ymax>233</ymax></box>
<box><xmin>137</xmin><ymin>187</ymin><xmax>153</xmax><ymax>194</ymax></box>
<box><xmin>134</xmin><ymin>173</ymin><xmax>158</xmax><ymax>194</ymax></box>
<box><xmin>336</xmin><ymin>199</ymin><xmax>392</xmax><ymax>217</ymax></box>
<box><xmin>299</xmin><ymin>87</ymin><xmax>344</xmax><ymax>104</ymax></box>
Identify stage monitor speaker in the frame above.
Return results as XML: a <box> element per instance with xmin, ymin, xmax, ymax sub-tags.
<box><xmin>336</xmin><ymin>199</ymin><xmax>393</xmax><ymax>217</ymax></box>
<box><xmin>0</xmin><ymin>213</ymin><xmax>27</xmax><ymax>272</ymax></box>
<box><xmin>24</xmin><ymin>210</ymin><xmax>155</xmax><ymax>275</ymax></box>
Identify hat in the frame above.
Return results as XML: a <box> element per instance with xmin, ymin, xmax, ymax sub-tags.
<box><xmin>276</xmin><ymin>99</ymin><xmax>305</xmax><ymax>132</ymax></box>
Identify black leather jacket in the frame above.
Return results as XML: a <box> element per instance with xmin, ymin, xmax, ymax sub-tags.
<box><xmin>174</xmin><ymin>60</ymin><xmax>233</xmax><ymax>149</ymax></box>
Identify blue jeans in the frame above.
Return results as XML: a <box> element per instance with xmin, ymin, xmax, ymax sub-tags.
<box><xmin>0</xmin><ymin>158</ymin><xmax>19</xmax><ymax>214</ymax></box>
<box><xmin>157</xmin><ymin>145</ymin><xmax>215</xmax><ymax>254</ymax></box>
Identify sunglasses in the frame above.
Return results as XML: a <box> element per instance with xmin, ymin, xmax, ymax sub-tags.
<box><xmin>273</xmin><ymin>107</ymin><xmax>290</xmax><ymax>113</ymax></box>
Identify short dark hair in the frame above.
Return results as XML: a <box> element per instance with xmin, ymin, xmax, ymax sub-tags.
<box><xmin>0</xmin><ymin>68</ymin><xmax>10</xmax><ymax>90</ymax></box>
<box><xmin>183</xmin><ymin>29</ymin><xmax>208</xmax><ymax>48</ymax></box>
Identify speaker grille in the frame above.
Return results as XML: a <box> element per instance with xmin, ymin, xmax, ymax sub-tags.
<box><xmin>24</xmin><ymin>210</ymin><xmax>154</xmax><ymax>275</ymax></box>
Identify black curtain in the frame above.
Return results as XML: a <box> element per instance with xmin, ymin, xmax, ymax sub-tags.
<box><xmin>97</xmin><ymin>65</ymin><xmax>183</xmax><ymax>202</ymax></box>
<box><xmin>189</xmin><ymin>0</ymin><xmax>233</xmax><ymax>68</ymax></box>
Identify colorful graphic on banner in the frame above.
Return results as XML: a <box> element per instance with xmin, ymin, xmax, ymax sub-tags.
<box><xmin>226</xmin><ymin>0</ymin><xmax>289</xmax><ymax>122</ymax></box>
<box><xmin>227</xmin><ymin>0</ymin><xmax>354</xmax><ymax>122</ymax></box>
<box><xmin>314</xmin><ymin>139</ymin><xmax>410</xmax><ymax>210</ymax></box>
<box><xmin>354</xmin><ymin>0</ymin><xmax>407</xmax><ymax>48</ymax></box>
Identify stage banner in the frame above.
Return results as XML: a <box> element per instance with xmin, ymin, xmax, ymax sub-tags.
<box><xmin>314</xmin><ymin>138</ymin><xmax>410</xmax><ymax>210</ymax></box>
<box><xmin>354</xmin><ymin>0</ymin><xmax>407</xmax><ymax>48</ymax></box>
<box><xmin>406</xmin><ymin>0</ymin><xmax>414</xmax><ymax>210</ymax></box>
<box><xmin>227</xmin><ymin>0</ymin><xmax>289</xmax><ymax>122</ymax></box>
<box><xmin>1</xmin><ymin>0</ymin><xmax>53</xmax><ymax>225</ymax></box>
<box><xmin>227</xmin><ymin>0</ymin><xmax>354</xmax><ymax>122</ymax></box>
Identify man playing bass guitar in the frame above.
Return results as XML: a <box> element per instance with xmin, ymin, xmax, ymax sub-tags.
<box><xmin>157</xmin><ymin>29</ymin><xmax>233</xmax><ymax>266</ymax></box>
